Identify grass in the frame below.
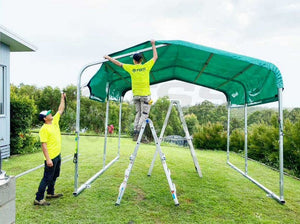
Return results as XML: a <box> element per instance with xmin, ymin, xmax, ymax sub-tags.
<box><xmin>2</xmin><ymin>135</ymin><xmax>300</xmax><ymax>223</ymax></box>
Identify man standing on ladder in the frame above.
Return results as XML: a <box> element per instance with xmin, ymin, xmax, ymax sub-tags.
<box><xmin>104</xmin><ymin>40</ymin><xmax>158</xmax><ymax>141</ymax></box>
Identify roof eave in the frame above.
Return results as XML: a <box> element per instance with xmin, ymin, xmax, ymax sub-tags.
<box><xmin>0</xmin><ymin>25</ymin><xmax>37</xmax><ymax>52</ymax></box>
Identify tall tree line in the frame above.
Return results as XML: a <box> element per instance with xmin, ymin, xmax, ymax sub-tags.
<box><xmin>10</xmin><ymin>84</ymin><xmax>300</xmax><ymax>177</ymax></box>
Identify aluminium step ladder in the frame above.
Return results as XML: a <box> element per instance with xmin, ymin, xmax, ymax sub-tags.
<box><xmin>115</xmin><ymin>118</ymin><xmax>179</xmax><ymax>206</ymax></box>
<box><xmin>148</xmin><ymin>100</ymin><xmax>202</xmax><ymax>178</ymax></box>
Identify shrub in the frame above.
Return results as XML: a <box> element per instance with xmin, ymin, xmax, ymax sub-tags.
<box><xmin>283</xmin><ymin>119</ymin><xmax>300</xmax><ymax>176</ymax></box>
<box><xmin>230</xmin><ymin>128</ymin><xmax>244</xmax><ymax>153</ymax></box>
<box><xmin>193</xmin><ymin>122</ymin><xmax>227</xmax><ymax>150</ymax></box>
<box><xmin>248</xmin><ymin>123</ymin><xmax>279</xmax><ymax>168</ymax></box>
<box><xmin>10</xmin><ymin>92</ymin><xmax>40</xmax><ymax>154</ymax></box>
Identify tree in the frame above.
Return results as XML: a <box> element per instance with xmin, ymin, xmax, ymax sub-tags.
<box><xmin>150</xmin><ymin>97</ymin><xmax>183</xmax><ymax>137</ymax></box>
<box><xmin>37</xmin><ymin>86</ymin><xmax>61</xmax><ymax>116</ymax></box>
<box><xmin>248</xmin><ymin>109</ymin><xmax>277</xmax><ymax>126</ymax></box>
<box><xmin>287</xmin><ymin>108</ymin><xmax>300</xmax><ymax>123</ymax></box>
<box><xmin>185</xmin><ymin>113</ymin><xmax>198</xmax><ymax>135</ymax></box>
<box><xmin>188</xmin><ymin>101</ymin><xmax>227</xmax><ymax>126</ymax></box>
<box><xmin>80</xmin><ymin>97</ymin><xmax>106</xmax><ymax>133</ymax></box>
<box><xmin>120</xmin><ymin>102</ymin><xmax>135</xmax><ymax>134</ymax></box>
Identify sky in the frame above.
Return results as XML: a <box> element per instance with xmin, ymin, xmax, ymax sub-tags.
<box><xmin>1</xmin><ymin>0</ymin><xmax>299</xmax><ymax>107</ymax></box>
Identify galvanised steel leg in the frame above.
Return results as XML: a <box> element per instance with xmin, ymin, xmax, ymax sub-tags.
<box><xmin>227</xmin><ymin>105</ymin><xmax>231</xmax><ymax>163</ymax></box>
<box><xmin>244</xmin><ymin>104</ymin><xmax>248</xmax><ymax>175</ymax></box>
<box><xmin>278</xmin><ymin>88</ymin><xmax>285</xmax><ymax>203</ymax></box>
<box><xmin>103</xmin><ymin>95</ymin><xmax>110</xmax><ymax>168</ymax></box>
<box><xmin>118</xmin><ymin>97</ymin><xmax>123</xmax><ymax>156</ymax></box>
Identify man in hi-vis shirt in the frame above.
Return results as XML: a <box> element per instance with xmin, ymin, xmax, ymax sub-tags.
<box><xmin>34</xmin><ymin>93</ymin><xmax>65</xmax><ymax>206</ymax></box>
<box><xmin>104</xmin><ymin>40</ymin><xmax>158</xmax><ymax>141</ymax></box>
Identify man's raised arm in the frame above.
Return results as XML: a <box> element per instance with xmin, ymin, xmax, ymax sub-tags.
<box><xmin>58</xmin><ymin>93</ymin><xmax>65</xmax><ymax>115</ymax></box>
<box><xmin>104</xmin><ymin>55</ymin><xmax>123</xmax><ymax>67</ymax></box>
<box><xmin>151</xmin><ymin>39</ymin><xmax>158</xmax><ymax>62</ymax></box>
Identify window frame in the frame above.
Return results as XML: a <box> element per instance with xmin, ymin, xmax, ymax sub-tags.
<box><xmin>0</xmin><ymin>65</ymin><xmax>6</xmax><ymax>117</ymax></box>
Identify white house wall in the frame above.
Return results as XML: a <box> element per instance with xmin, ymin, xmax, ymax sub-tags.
<box><xmin>0</xmin><ymin>42</ymin><xmax>10</xmax><ymax>159</ymax></box>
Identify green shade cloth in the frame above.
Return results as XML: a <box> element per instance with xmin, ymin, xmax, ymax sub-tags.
<box><xmin>87</xmin><ymin>40</ymin><xmax>283</xmax><ymax>107</ymax></box>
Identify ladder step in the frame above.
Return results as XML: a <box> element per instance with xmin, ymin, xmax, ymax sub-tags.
<box><xmin>171</xmin><ymin>183</ymin><xmax>177</xmax><ymax>199</ymax></box>
<box><xmin>125</xmin><ymin>169</ymin><xmax>129</xmax><ymax>177</ymax></box>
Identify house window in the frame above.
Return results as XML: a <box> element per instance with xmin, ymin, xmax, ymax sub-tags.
<box><xmin>0</xmin><ymin>66</ymin><xmax>4</xmax><ymax>115</ymax></box>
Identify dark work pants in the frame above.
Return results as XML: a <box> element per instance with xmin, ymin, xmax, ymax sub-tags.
<box><xmin>35</xmin><ymin>154</ymin><xmax>61</xmax><ymax>201</ymax></box>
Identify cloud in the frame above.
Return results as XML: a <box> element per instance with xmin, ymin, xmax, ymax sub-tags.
<box><xmin>1</xmin><ymin>0</ymin><xmax>300</xmax><ymax>107</ymax></box>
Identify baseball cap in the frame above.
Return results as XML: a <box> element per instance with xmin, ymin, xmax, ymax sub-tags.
<box><xmin>133</xmin><ymin>53</ymin><xmax>142</xmax><ymax>62</ymax></box>
<box><xmin>39</xmin><ymin>110</ymin><xmax>51</xmax><ymax>121</ymax></box>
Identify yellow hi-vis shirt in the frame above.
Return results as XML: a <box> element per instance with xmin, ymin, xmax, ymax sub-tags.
<box><xmin>123</xmin><ymin>59</ymin><xmax>155</xmax><ymax>96</ymax></box>
<box><xmin>39</xmin><ymin>112</ymin><xmax>61</xmax><ymax>159</ymax></box>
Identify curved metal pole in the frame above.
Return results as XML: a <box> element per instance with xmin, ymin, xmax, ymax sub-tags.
<box><xmin>73</xmin><ymin>43</ymin><xmax>167</xmax><ymax>194</ymax></box>
<box><xmin>74</xmin><ymin>61</ymin><xmax>105</xmax><ymax>193</ymax></box>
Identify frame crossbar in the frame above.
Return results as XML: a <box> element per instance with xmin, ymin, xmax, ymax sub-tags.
<box><xmin>15</xmin><ymin>154</ymin><xmax>73</xmax><ymax>179</ymax></box>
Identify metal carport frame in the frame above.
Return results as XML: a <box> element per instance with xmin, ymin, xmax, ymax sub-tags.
<box><xmin>73</xmin><ymin>44</ymin><xmax>167</xmax><ymax>196</ymax></box>
<box><xmin>226</xmin><ymin>88</ymin><xmax>285</xmax><ymax>204</ymax></box>
<box><xmin>75</xmin><ymin>40</ymin><xmax>285</xmax><ymax>204</ymax></box>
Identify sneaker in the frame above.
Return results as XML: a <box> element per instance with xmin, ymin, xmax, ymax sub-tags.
<box><xmin>46</xmin><ymin>193</ymin><xmax>63</xmax><ymax>199</ymax></box>
<box><xmin>34</xmin><ymin>199</ymin><xmax>50</xmax><ymax>206</ymax></box>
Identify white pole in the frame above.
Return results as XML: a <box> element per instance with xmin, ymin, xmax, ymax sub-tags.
<box><xmin>118</xmin><ymin>97</ymin><xmax>123</xmax><ymax>156</ymax></box>
<box><xmin>16</xmin><ymin>155</ymin><xmax>73</xmax><ymax>179</ymax></box>
<box><xmin>227</xmin><ymin>104</ymin><xmax>231</xmax><ymax>163</ymax></box>
<box><xmin>278</xmin><ymin>88</ymin><xmax>285</xmax><ymax>202</ymax></box>
<box><xmin>244</xmin><ymin>104</ymin><xmax>248</xmax><ymax>175</ymax></box>
<box><xmin>103</xmin><ymin>87</ymin><xmax>110</xmax><ymax>168</ymax></box>
<box><xmin>227</xmin><ymin>161</ymin><xmax>285</xmax><ymax>204</ymax></box>
<box><xmin>74</xmin><ymin>156</ymin><xmax>119</xmax><ymax>196</ymax></box>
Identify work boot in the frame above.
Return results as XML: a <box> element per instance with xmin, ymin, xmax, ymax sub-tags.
<box><xmin>133</xmin><ymin>130</ymin><xmax>139</xmax><ymax>141</ymax></box>
<box><xmin>34</xmin><ymin>199</ymin><xmax>50</xmax><ymax>206</ymax></box>
<box><xmin>141</xmin><ymin>136</ymin><xmax>149</xmax><ymax>144</ymax></box>
<box><xmin>46</xmin><ymin>193</ymin><xmax>63</xmax><ymax>199</ymax></box>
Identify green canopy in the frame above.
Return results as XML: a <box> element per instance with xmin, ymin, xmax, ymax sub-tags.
<box><xmin>87</xmin><ymin>40</ymin><xmax>283</xmax><ymax>107</ymax></box>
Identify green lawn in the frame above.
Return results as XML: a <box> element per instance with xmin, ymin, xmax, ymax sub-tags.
<box><xmin>2</xmin><ymin>135</ymin><xmax>300</xmax><ymax>223</ymax></box>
